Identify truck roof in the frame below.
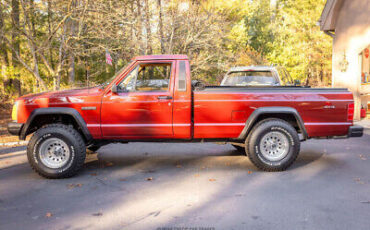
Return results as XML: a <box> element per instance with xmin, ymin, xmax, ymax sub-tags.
<box><xmin>228</xmin><ymin>66</ymin><xmax>277</xmax><ymax>72</ymax></box>
<box><xmin>132</xmin><ymin>54</ymin><xmax>189</xmax><ymax>61</ymax></box>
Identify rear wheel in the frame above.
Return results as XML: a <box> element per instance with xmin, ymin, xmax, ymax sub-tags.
<box><xmin>27</xmin><ymin>124</ymin><xmax>86</xmax><ymax>179</ymax></box>
<box><xmin>246</xmin><ymin>119</ymin><xmax>300</xmax><ymax>171</ymax></box>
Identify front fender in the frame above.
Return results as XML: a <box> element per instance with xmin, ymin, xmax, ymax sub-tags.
<box><xmin>20</xmin><ymin>107</ymin><xmax>92</xmax><ymax>142</ymax></box>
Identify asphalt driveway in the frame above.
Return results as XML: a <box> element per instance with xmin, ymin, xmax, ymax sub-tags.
<box><xmin>1</xmin><ymin>129</ymin><xmax>369</xmax><ymax>230</ymax></box>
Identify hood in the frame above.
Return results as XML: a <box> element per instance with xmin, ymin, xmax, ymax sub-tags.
<box><xmin>18</xmin><ymin>86</ymin><xmax>103</xmax><ymax>104</ymax></box>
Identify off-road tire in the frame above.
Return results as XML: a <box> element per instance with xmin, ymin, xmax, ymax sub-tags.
<box><xmin>246</xmin><ymin>118</ymin><xmax>300</xmax><ymax>171</ymax></box>
<box><xmin>27</xmin><ymin>124</ymin><xmax>86</xmax><ymax>179</ymax></box>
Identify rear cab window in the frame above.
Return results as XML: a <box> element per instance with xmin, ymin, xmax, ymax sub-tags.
<box><xmin>221</xmin><ymin>70</ymin><xmax>279</xmax><ymax>86</ymax></box>
<box><xmin>277</xmin><ymin>67</ymin><xmax>293</xmax><ymax>85</ymax></box>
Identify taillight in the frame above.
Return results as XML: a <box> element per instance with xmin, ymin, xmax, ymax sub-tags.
<box><xmin>347</xmin><ymin>103</ymin><xmax>354</xmax><ymax>122</ymax></box>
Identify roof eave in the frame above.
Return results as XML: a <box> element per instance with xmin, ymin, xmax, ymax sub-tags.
<box><xmin>319</xmin><ymin>0</ymin><xmax>344</xmax><ymax>31</ymax></box>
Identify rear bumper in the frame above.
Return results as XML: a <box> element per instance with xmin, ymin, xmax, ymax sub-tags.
<box><xmin>348</xmin><ymin>125</ymin><xmax>363</xmax><ymax>138</ymax></box>
<box><xmin>7</xmin><ymin>122</ymin><xmax>23</xmax><ymax>136</ymax></box>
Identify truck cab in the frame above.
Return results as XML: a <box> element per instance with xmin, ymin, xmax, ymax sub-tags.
<box><xmin>100</xmin><ymin>55</ymin><xmax>192</xmax><ymax>139</ymax></box>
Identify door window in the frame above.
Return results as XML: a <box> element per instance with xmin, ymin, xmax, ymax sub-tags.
<box><xmin>118</xmin><ymin>63</ymin><xmax>171</xmax><ymax>92</ymax></box>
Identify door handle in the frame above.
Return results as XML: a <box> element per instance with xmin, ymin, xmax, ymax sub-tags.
<box><xmin>157</xmin><ymin>96</ymin><xmax>173</xmax><ymax>100</ymax></box>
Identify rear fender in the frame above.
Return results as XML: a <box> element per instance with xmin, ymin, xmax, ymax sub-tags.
<box><xmin>237</xmin><ymin>107</ymin><xmax>308</xmax><ymax>140</ymax></box>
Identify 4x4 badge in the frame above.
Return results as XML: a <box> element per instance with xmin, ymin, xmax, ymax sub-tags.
<box><xmin>81</xmin><ymin>106</ymin><xmax>96</xmax><ymax>110</ymax></box>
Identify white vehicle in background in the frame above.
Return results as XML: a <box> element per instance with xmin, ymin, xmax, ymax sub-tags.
<box><xmin>221</xmin><ymin>66</ymin><xmax>296</xmax><ymax>86</ymax></box>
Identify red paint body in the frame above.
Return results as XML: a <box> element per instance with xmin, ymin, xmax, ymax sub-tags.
<box><xmin>16</xmin><ymin>55</ymin><xmax>354</xmax><ymax>140</ymax></box>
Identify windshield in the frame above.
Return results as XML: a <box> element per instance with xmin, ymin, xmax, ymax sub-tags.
<box><xmin>221</xmin><ymin>71</ymin><xmax>279</xmax><ymax>86</ymax></box>
<box><xmin>100</xmin><ymin>61</ymin><xmax>133</xmax><ymax>89</ymax></box>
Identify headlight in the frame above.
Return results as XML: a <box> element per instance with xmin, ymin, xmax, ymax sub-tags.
<box><xmin>12</xmin><ymin>101</ymin><xmax>18</xmax><ymax>122</ymax></box>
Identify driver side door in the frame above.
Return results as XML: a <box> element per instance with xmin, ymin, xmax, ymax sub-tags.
<box><xmin>101</xmin><ymin>61</ymin><xmax>175</xmax><ymax>139</ymax></box>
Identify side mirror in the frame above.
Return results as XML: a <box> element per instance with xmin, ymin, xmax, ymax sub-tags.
<box><xmin>111</xmin><ymin>84</ymin><xmax>118</xmax><ymax>94</ymax></box>
<box><xmin>294</xmin><ymin>79</ymin><xmax>301</xmax><ymax>86</ymax></box>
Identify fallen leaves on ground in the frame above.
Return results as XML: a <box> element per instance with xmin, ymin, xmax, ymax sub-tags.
<box><xmin>176</xmin><ymin>164</ymin><xmax>182</xmax><ymax>168</ymax></box>
<box><xmin>359</xmin><ymin>154</ymin><xmax>367</xmax><ymax>160</ymax></box>
<box><xmin>119</xmin><ymin>178</ymin><xmax>126</xmax><ymax>181</ymax></box>
<box><xmin>105</xmin><ymin>162</ymin><xmax>114</xmax><ymax>167</ymax></box>
<box><xmin>354</xmin><ymin>178</ymin><xmax>365</xmax><ymax>184</ymax></box>
<box><xmin>90</xmin><ymin>173</ymin><xmax>97</xmax><ymax>176</ymax></box>
<box><xmin>209</xmin><ymin>178</ymin><xmax>216</xmax><ymax>182</ymax></box>
<box><xmin>45</xmin><ymin>212</ymin><xmax>53</xmax><ymax>218</ymax></box>
<box><xmin>194</xmin><ymin>174</ymin><xmax>200</xmax><ymax>177</ymax></box>
<box><xmin>92</xmin><ymin>212</ymin><xmax>103</xmax><ymax>216</ymax></box>
<box><xmin>146</xmin><ymin>177</ymin><xmax>153</xmax><ymax>181</ymax></box>
<box><xmin>67</xmin><ymin>183</ymin><xmax>83</xmax><ymax>189</ymax></box>
<box><xmin>248</xmin><ymin>171</ymin><xmax>253</xmax><ymax>174</ymax></box>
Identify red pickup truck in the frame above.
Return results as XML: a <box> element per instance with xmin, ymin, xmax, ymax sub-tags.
<box><xmin>8</xmin><ymin>55</ymin><xmax>363</xmax><ymax>178</ymax></box>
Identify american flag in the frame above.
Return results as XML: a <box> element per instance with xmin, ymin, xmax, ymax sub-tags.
<box><xmin>105</xmin><ymin>49</ymin><xmax>113</xmax><ymax>66</ymax></box>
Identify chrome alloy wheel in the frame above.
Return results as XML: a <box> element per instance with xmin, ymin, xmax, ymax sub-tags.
<box><xmin>39</xmin><ymin>138</ymin><xmax>70</xmax><ymax>168</ymax></box>
<box><xmin>259</xmin><ymin>131</ymin><xmax>289</xmax><ymax>161</ymax></box>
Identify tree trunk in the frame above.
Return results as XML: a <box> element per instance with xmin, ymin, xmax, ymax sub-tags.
<box><xmin>136</xmin><ymin>0</ymin><xmax>143</xmax><ymax>55</ymax></box>
<box><xmin>30</xmin><ymin>0</ymin><xmax>40</xmax><ymax>90</ymax></box>
<box><xmin>144</xmin><ymin>0</ymin><xmax>152</xmax><ymax>55</ymax></box>
<box><xmin>11</xmin><ymin>0</ymin><xmax>20</xmax><ymax>65</ymax></box>
<box><xmin>168</xmin><ymin>2</ymin><xmax>177</xmax><ymax>54</ymax></box>
<box><xmin>55</xmin><ymin>35</ymin><xmax>65</xmax><ymax>91</ymax></box>
<box><xmin>130</xmin><ymin>1</ymin><xmax>135</xmax><ymax>56</ymax></box>
<box><xmin>157</xmin><ymin>0</ymin><xmax>165</xmax><ymax>54</ymax></box>
<box><xmin>0</xmin><ymin>3</ymin><xmax>9</xmax><ymax>65</ymax></box>
<box><xmin>47</xmin><ymin>0</ymin><xmax>55</xmax><ymax>71</ymax></box>
<box><xmin>0</xmin><ymin>4</ymin><xmax>7</xmax><ymax>95</ymax></box>
<box><xmin>69</xmin><ymin>55</ymin><xmax>75</xmax><ymax>84</ymax></box>
<box><xmin>67</xmin><ymin>0</ymin><xmax>78</xmax><ymax>84</ymax></box>
<box><xmin>11</xmin><ymin>0</ymin><xmax>21</xmax><ymax>95</ymax></box>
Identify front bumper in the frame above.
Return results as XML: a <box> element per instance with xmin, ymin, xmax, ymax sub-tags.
<box><xmin>348</xmin><ymin>125</ymin><xmax>363</xmax><ymax>138</ymax></box>
<box><xmin>7</xmin><ymin>122</ymin><xmax>24</xmax><ymax>136</ymax></box>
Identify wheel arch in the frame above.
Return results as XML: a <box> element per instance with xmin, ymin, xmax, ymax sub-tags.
<box><xmin>20</xmin><ymin>107</ymin><xmax>92</xmax><ymax>143</ymax></box>
<box><xmin>238</xmin><ymin>107</ymin><xmax>308</xmax><ymax>141</ymax></box>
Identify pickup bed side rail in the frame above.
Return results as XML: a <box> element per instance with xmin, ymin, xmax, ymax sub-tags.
<box><xmin>237</xmin><ymin>107</ymin><xmax>308</xmax><ymax>140</ymax></box>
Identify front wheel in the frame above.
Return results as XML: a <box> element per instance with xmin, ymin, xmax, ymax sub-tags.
<box><xmin>246</xmin><ymin>119</ymin><xmax>300</xmax><ymax>171</ymax></box>
<box><xmin>27</xmin><ymin>124</ymin><xmax>86</xmax><ymax>179</ymax></box>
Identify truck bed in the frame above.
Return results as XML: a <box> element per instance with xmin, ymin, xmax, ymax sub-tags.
<box><xmin>198</xmin><ymin>85</ymin><xmax>349</xmax><ymax>92</ymax></box>
<box><xmin>193</xmin><ymin>86</ymin><xmax>353</xmax><ymax>139</ymax></box>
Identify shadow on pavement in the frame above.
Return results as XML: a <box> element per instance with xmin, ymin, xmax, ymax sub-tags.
<box><xmin>0</xmin><ymin>145</ymin><xmax>27</xmax><ymax>155</ymax></box>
